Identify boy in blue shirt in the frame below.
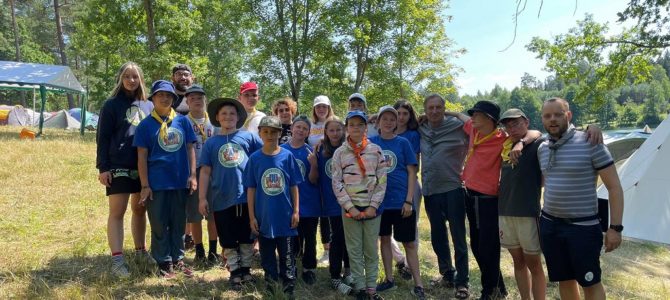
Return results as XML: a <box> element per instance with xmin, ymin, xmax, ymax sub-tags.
<box><xmin>198</xmin><ymin>97</ymin><xmax>262</xmax><ymax>290</ymax></box>
<box><xmin>134</xmin><ymin>80</ymin><xmax>197</xmax><ymax>279</ymax></box>
<box><xmin>245</xmin><ymin>116</ymin><xmax>302</xmax><ymax>297</ymax></box>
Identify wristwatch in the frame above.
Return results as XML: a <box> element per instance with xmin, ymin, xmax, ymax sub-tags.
<box><xmin>609</xmin><ymin>224</ymin><xmax>624</xmax><ymax>232</ymax></box>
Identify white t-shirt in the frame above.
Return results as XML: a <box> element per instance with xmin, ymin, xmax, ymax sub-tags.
<box><xmin>308</xmin><ymin>121</ymin><xmax>326</xmax><ymax>147</ymax></box>
<box><xmin>242</xmin><ymin>109</ymin><xmax>266</xmax><ymax>135</ymax></box>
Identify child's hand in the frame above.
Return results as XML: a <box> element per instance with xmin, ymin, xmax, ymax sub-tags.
<box><xmin>98</xmin><ymin>171</ymin><xmax>112</xmax><ymax>187</ymax></box>
<box><xmin>291</xmin><ymin>212</ymin><xmax>299</xmax><ymax>228</ymax></box>
<box><xmin>140</xmin><ymin>186</ymin><xmax>152</xmax><ymax>205</ymax></box>
<box><xmin>307</xmin><ymin>149</ymin><xmax>317</xmax><ymax>166</ymax></box>
<box><xmin>250</xmin><ymin>218</ymin><xmax>259</xmax><ymax>235</ymax></box>
<box><xmin>188</xmin><ymin>175</ymin><xmax>198</xmax><ymax>194</ymax></box>
<box><xmin>348</xmin><ymin>207</ymin><xmax>362</xmax><ymax>220</ymax></box>
<box><xmin>198</xmin><ymin>199</ymin><xmax>209</xmax><ymax>217</ymax></box>
<box><xmin>364</xmin><ymin>207</ymin><xmax>377</xmax><ymax>218</ymax></box>
<box><xmin>401</xmin><ymin>202</ymin><xmax>413</xmax><ymax>218</ymax></box>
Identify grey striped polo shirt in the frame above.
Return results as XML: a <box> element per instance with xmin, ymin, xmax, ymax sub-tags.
<box><xmin>538</xmin><ymin>131</ymin><xmax>614</xmax><ymax>224</ymax></box>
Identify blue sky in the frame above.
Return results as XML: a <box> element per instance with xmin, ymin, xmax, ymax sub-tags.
<box><xmin>446</xmin><ymin>0</ymin><xmax>632</xmax><ymax>96</ymax></box>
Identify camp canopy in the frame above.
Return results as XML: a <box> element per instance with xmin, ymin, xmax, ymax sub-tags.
<box><xmin>597</xmin><ymin>114</ymin><xmax>670</xmax><ymax>244</ymax></box>
<box><xmin>0</xmin><ymin>60</ymin><xmax>87</xmax><ymax>136</ymax></box>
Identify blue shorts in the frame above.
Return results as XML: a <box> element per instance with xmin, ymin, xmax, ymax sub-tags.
<box><xmin>540</xmin><ymin>216</ymin><xmax>603</xmax><ymax>287</ymax></box>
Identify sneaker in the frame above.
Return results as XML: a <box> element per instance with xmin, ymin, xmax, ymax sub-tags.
<box><xmin>396</xmin><ymin>262</ymin><xmax>413</xmax><ymax>280</ymax></box>
<box><xmin>429</xmin><ymin>276</ymin><xmax>455</xmax><ymax>288</ymax></box>
<box><xmin>302</xmin><ymin>270</ymin><xmax>317</xmax><ymax>285</ymax></box>
<box><xmin>230</xmin><ymin>275</ymin><xmax>243</xmax><ymax>291</ymax></box>
<box><xmin>376</xmin><ymin>279</ymin><xmax>397</xmax><ymax>292</ymax></box>
<box><xmin>158</xmin><ymin>262</ymin><xmax>175</xmax><ymax>279</ymax></box>
<box><xmin>318</xmin><ymin>250</ymin><xmax>329</xmax><ymax>265</ymax></box>
<box><xmin>368</xmin><ymin>291</ymin><xmax>384</xmax><ymax>300</ymax></box>
<box><xmin>331</xmin><ymin>279</ymin><xmax>353</xmax><ymax>295</ymax></box>
<box><xmin>174</xmin><ymin>260</ymin><xmax>194</xmax><ymax>278</ymax></box>
<box><xmin>184</xmin><ymin>234</ymin><xmax>195</xmax><ymax>251</ymax></box>
<box><xmin>207</xmin><ymin>252</ymin><xmax>220</xmax><ymax>266</ymax></box>
<box><xmin>134</xmin><ymin>251</ymin><xmax>156</xmax><ymax>274</ymax></box>
<box><xmin>194</xmin><ymin>252</ymin><xmax>206</xmax><ymax>265</ymax></box>
<box><xmin>343</xmin><ymin>274</ymin><xmax>354</xmax><ymax>285</ymax></box>
<box><xmin>412</xmin><ymin>286</ymin><xmax>426</xmax><ymax>300</ymax></box>
<box><xmin>111</xmin><ymin>258</ymin><xmax>130</xmax><ymax>279</ymax></box>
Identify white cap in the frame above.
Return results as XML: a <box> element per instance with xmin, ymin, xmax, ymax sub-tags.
<box><xmin>313</xmin><ymin>95</ymin><xmax>331</xmax><ymax>107</ymax></box>
<box><xmin>377</xmin><ymin>105</ymin><xmax>397</xmax><ymax>118</ymax></box>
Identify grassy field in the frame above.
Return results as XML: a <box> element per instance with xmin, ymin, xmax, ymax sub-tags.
<box><xmin>0</xmin><ymin>126</ymin><xmax>668</xmax><ymax>299</ymax></box>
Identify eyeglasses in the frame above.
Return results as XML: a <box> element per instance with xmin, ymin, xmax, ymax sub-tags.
<box><xmin>174</xmin><ymin>71</ymin><xmax>191</xmax><ymax>78</ymax></box>
<box><xmin>502</xmin><ymin>120</ymin><xmax>524</xmax><ymax>129</ymax></box>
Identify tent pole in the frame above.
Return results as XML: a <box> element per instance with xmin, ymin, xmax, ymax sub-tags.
<box><xmin>80</xmin><ymin>93</ymin><xmax>87</xmax><ymax>136</ymax></box>
<box><xmin>37</xmin><ymin>85</ymin><xmax>47</xmax><ymax>137</ymax></box>
<box><xmin>32</xmin><ymin>88</ymin><xmax>36</xmax><ymax>127</ymax></box>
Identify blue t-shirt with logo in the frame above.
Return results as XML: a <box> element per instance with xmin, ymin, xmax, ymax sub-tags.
<box><xmin>244</xmin><ymin>148</ymin><xmax>302</xmax><ymax>238</ymax></box>
<box><xmin>318</xmin><ymin>147</ymin><xmax>342</xmax><ymax>217</ymax></box>
<box><xmin>370</xmin><ymin>135</ymin><xmax>418</xmax><ymax>210</ymax></box>
<box><xmin>199</xmin><ymin>131</ymin><xmax>263</xmax><ymax>211</ymax></box>
<box><xmin>133</xmin><ymin>114</ymin><xmax>197</xmax><ymax>190</ymax></box>
<box><xmin>398</xmin><ymin>129</ymin><xmax>421</xmax><ymax>154</ymax></box>
<box><xmin>281</xmin><ymin>143</ymin><xmax>321</xmax><ymax>218</ymax></box>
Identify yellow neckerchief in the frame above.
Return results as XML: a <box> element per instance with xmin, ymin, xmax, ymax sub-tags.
<box><xmin>187</xmin><ymin>112</ymin><xmax>209</xmax><ymax>142</ymax></box>
<box><xmin>501</xmin><ymin>137</ymin><xmax>514</xmax><ymax>166</ymax></box>
<box><xmin>243</xmin><ymin>108</ymin><xmax>257</xmax><ymax>129</ymax></box>
<box><xmin>151</xmin><ymin>108</ymin><xmax>176</xmax><ymax>142</ymax></box>
<box><xmin>464</xmin><ymin>128</ymin><xmax>498</xmax><ymax>165</ymax></box>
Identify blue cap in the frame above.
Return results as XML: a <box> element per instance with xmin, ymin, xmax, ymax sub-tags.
<box><xmin>345</xmin><ymin>110</ymin><xmax>367</xmax><ymax>124</ymax></box>
<box><xmin>148</xmin><ymin>80</ymin><xmax>178</xmax><ymax>102</ymax></box>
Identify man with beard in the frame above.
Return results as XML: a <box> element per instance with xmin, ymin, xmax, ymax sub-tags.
<box><xmin>538</xmin><ymin>97</ymin><xmax>623</xmax><ymax>300</ymax></box>
<box><xmin>171</xmin><ymin>64</ymin><xmax>195</xmax><ymax>115</ymax></box>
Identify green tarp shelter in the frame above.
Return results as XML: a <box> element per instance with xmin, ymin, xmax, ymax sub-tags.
<box><xmin>0</xmin><ymin>60</ymin><xmax>87</xmax><ymax>136</ymax></box>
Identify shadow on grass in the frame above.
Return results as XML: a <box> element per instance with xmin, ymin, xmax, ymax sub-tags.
<box><xmin>20</xmin><ymin>253</ymin><xmax>266</xmax><ymax>299</ymax></box>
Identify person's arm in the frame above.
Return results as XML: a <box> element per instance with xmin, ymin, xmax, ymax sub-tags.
<box><xmin>307</xmin><ymin>149</ymin><xmax>319</xmax><ymax>184</ymax></box>
<box><xmin>401</xmin><ymin>164</ymin><xmax>418</xmax><ymax>218</ymax></box>
<box><xmin>247</xmin><ymin>187</ymin><xmax>259</xmax><ymax>235</ymax></box>
<box><xmin>96</xmin><ymin>101</ymin><xmax>115</xmax><ymax>186</ymax></box>
<box><xmin>599</xmin><ymin>164</ymin><xmax>624</xmax><ymax>252</ymax></box>
<box><xmin>137</xmin><ymin>147</ymin><xmax>152</xmax><ymax>204</ymax></box>
<box><xmin>187</xmin><ymin>143</ymin><xmax>197</xmax><ymax>194</ymax></box>
<box><xmin>198</xmin><ymin>165</ymin><xmax>211</xmax><ymax>216</ymax></box>
<box><xmin>290</xmin><ymin>185</ymin><xmax>299</xmax><ymax>228</ymax></box>
<box><xmin>445</xmin><ymin>111</ymin><xmax>469</xmax><ymax>122</ymax></box>
<box><xmin>366</xmin><ymin>150</ymin><xmax>388</xmax><ymax>216</ymax></box>
<box><xmin>511</xmin><ymin>129</ymin><xmax>543</xmax><ymax>162</ymax></box>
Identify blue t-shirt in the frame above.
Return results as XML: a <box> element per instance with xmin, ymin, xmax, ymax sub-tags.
<box><xmin>370</xmin><ymin>135</ymin><xmax>418</xmax><ymax>210</ymax></box>
<box><xmin>318</xmin><ymin>147</ymin><xmax>342</xmax><ymax>217</ymax></box>
<box><xmin>398</xmin><ymin>129</ymin><xmax>421</xmax><ymax>154</ymax></box>
<box><xmin>244</xmin><ymin>148</ymin><xmax>302</xmax><ymax>238</ymax></box>
<box><xmin>199</xmin><ymin>131</ymin><xmax>263</xmax><ymax>211</ymax></box>
<box><xmin>133</xmin><ymin>114</ymin><xmax>197</xmax><ymax>190</ymax></box>
<box><xmin>186</xmin><ymin>116</ymin><xmax>219</xmax><ymax>166</ymax></box>
<box><xmin>281</xmin><ymin>143</ymin><xmax>321</xmax><ymax>218</ymax></box>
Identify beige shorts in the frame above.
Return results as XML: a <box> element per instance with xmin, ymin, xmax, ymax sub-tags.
<box><xmin>499</xmin><ymin>216</ymin><xmax>541</xmax><ymax>255</ymax></box>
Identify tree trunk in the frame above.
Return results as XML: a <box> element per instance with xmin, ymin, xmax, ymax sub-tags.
<box><xmin>143</xmin><ymin>0</ymin><xmax>158</xmax><ymax>80</ymax></box>
<box><xmin>10</xmin><ymin>0</ymin><xmax>27</xmax><ymax>106</ymax></box>
<box><xmin>54</xmin><ymin>0</ymin><xmax>75</xmax><ymax>109</ymax></box>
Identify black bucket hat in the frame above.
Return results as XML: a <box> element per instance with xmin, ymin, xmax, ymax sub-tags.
<box><xmin>467</xmin><ymin>100</ymin><xmax>501</xmax><ymax>123</ymax></box>
<box><xmin>207</xmin><ymin>98</ymin><xmax>247</xmax><ymax>128</ymax></box>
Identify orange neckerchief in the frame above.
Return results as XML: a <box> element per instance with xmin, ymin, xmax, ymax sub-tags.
<box><xmin>151</xmin><ymin>108</ymin><xmax>176</xmax><ymax>142</ymax></box>
<box><xmin>348</xmin><ymin>135</ymin><xmax>368</xmax><ymax>175</ymax></box>
<box><xmin>464</xmin><ymin>128</ymin><xmax>498</xmax><ymax>165</ymax></box>
<box><xmin>187</xmin><ymin>112</ymin><xmax>209</xmax><ymax>142</ymax></box>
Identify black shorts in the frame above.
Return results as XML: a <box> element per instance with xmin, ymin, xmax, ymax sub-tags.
<box><xmin>214</xmin><ymin>204</ymin><xmax>254</xmax><ymax>249</ymax></box>
<box><xmin>540</xmin><ymin>217</ymin><xmax>603</xmax><ymax>287</ymax></box>
<box><xmin>105</xmin><ymin>169</ymin><xmax>141</xmax><ymax>196</ymax></box>
<box><xmin>379</xmin><ymin>209</ymin><xmax>417</xmax><ymax>243</ymax></box>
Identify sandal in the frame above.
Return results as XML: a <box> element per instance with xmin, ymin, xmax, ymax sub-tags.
<box><xmin>455</xmin><ymin>286</ymin><xmax>470</xmax><ymax>299</ymax></box>
<box><xmin>429</xmin><ymin>277</ymin><xmax>455</xmax><ymax>288</ymax></box>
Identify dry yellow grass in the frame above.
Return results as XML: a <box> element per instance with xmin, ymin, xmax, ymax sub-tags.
<box><xmin>0</xmin><ymin>126</ymin><xmax>668</xmax><ymax>299</ymax></box>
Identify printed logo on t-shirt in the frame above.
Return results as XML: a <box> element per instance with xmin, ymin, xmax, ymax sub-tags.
<box><xmin>325</xmin><ymin>158</ymin><xmax>333</xmax><ymax>179</ymax></box>
<box><xmin>157</xmin><ymin>127</ymin><xmax>183</xmax><ymax>152</ymax></box>
<box><xmin>218</xmin><ymin>143</ymin><xmax>246</xmax><ymax>168</ymax></box>
<box><xmin>261</xmin><ymin>168</ymin><xmax>285</xmax><ymax>196</ymax></box>
<box><xmin>296</xmin><ymin>159</ymin><xmax>306</xmax><ymax>179</ymax></box>
<box><xmin>382</xmin><ymin>150</ymin><xmax>397</xmax><ymax>173</ymax></box>
<box><xmin>584</xmin><ymin>271</ymin><xmax>594</xmax><ymax>282</ymax></box>
<box><xmin>126</xmin><ymin>106</ymin><xmax>146</xmax><ymax>126</ymax></box>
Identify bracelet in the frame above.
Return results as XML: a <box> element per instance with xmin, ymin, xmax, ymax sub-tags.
<box><xmin>142</xmin><ymin>186</ymin><xmax>150</xmax><ymax>189</ymax></box>
<box><xmin>404</xmin><ymin>201</ymin><xmax>413</xmax><ymax>205</ymax></box>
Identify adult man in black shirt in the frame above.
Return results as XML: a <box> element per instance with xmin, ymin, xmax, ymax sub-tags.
<box><xmin>171</xmin><ymin>63</ymin><xmax>194</xmax><ymax>115</ymax></box>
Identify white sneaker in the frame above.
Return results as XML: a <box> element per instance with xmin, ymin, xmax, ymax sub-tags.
<box><xmin>318</xmin><ymin>250</ymin><xmax>330</xmax><ymax>265</ymax></box>
<box><xmin>111</xmin><ymin>258</ymin><xmax>130</xmax><ymax>278</ymax></box>
<box><xmin>331</xmin><ymin>279</ymin><xmax>352</xmax><ymax>295</ymax></box>
<box><xmin>343</xmin><ymin>274</ymin><xmax>354</xmax><ymax>285</ymax></box>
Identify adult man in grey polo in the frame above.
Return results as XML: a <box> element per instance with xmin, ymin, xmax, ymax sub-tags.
<box><xmin>538</xmin><ymin>97</ymin><xmax>624</xmax><ymax>300</ymax></box>
<box><xmin>417</xmin><ymin>93</ymin><xmax>470</xmax><ymax>298</ymax></box>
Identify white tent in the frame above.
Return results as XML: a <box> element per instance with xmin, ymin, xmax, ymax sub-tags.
<box><xmin>7</xmin><ymin>106</ymin><xmax>44</xmax><ymax>126</ymax></box>
<box><xmin>43</xmin><ymin>109</ymin><xmax>80</xmax><ymax>130</ymax></box>
<box><xmin>598</xmin><ymin>114</ymin><xmax>670</xmax><ymax>244</ymax></box>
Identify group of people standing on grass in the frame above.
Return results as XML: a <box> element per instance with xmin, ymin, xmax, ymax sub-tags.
<box><xmin>96</xmin><ymin>61</ymin><xmax>625</xmax><ymax>300</ymax></box>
